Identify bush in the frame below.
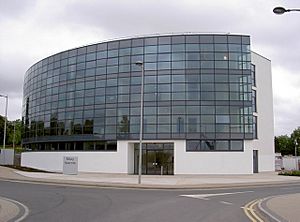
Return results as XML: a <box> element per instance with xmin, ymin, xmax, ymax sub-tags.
<box><xmin>278</xmin><ymin>170</ymin><xmax>300</xmax><ymax>176</ymax></box>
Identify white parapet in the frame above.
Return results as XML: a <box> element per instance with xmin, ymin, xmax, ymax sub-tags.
<box><xmin>21</xmin><ymin>143</ymin><xmax>129</xmax><ymax>173</ymax></box>
<box><xmin>175</xmin><ymin>141</ymin><xmax>253</xmax><ymax>174</ymax></box>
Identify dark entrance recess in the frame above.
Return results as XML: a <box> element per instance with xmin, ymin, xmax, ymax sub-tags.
<box><xmin>134</xmin><ymin>143</ymin><xmax>174</xmax><ymax>175</ymax></box>
<box><xmin>253</xmin><ymin>150</ymin><xmax>258</xmax><ymax>173</ymax></box>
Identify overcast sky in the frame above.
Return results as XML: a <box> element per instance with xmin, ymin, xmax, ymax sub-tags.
<box><xmin>0</xmin><ymin>0</ymin><xmax>299</xmax><ymax>136</ymax></box>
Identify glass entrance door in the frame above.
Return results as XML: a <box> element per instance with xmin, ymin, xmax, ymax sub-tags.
<box><xmin>134</xmin><ymin>143</ymin><xmax>174</xmax><ymax>175</ymax></box>
<box><xmin>146</xmin><ymin>150</ymin><xmax>158</xmax><ymax>175</ymax></box>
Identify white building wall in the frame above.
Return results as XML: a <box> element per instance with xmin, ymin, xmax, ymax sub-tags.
<box><xmin>21</xmin><ymin>140</ymin><xmax>129</xmax><ymax>173</ymax></box>
<box><xmin>21</xmin><ymin>53</ymin><xmax>274</xmax><ymax>174</ymax></box>
<box><xmin>175</xmin><ymin>141</ymin><xmax>253</xmax><ymax>174</ymax></box>
<box><xmin>249</xmin><ymin>52</ymin><xmax>275</xmax><ymax>172</ymax></box>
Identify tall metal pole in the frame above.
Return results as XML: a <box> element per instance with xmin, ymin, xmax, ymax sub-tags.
<box><xmin>13</xmin><ymin>121</ymin><xmax>16</xmax><ymax>149</ymax></box>
<box><xmin>4</xmin><ymin>95</ymin><xmax>8</xmax><ymax>149</ymax></box>
<box><xmin>295</xmin><ymin>139</ymin><xmax>298</xmax><ymax>157</ymax></box>
<box><xmin>0</xmin><ymin>94</ymin><xmax>8</xmax><ymax>149</ymax></box>
<box><xmin>135</xmin><ymin>61</ymin><xmax>144</xmax><ymax>184</ymax></box>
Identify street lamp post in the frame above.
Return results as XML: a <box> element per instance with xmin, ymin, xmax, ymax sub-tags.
<box><xmin>273</xmin><ymin>6</ymin><xmax>300</xmax><ymax>15</ymax></box>
<box><xmin>13</xmin><ymin>121</ymin><xmax>16</xmax><ymax>149</ymax></box>
<box><xmin>135</xmin><ymin>61</ymin><xmax>144</xmax><ymax>184</ymax></box>
<box><xmin>0</xmin><ymin>94</ymin><xmax>8</xmax><ymax>149</ymax></box>
<box><xmin>295</xmin><ymin>139</ymin><xmax>298</xmax><ymax>157</ymax></box>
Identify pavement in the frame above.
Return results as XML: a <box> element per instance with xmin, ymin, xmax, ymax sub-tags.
<box><xmin>0</xmin><ymin>197</ymin><xmax>20</xmax><ymax>222</ymax></box>
<box><xmin>1</xmin><ymin>166</ymin><xmax>300</xmax><ymax>221</ymax></box>
<box><xmin>263</xmin><ymin>193</ymin><xmax>300</xmax><ymax>222</ymax></box>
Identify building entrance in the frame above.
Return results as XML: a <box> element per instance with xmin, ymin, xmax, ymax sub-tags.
<box><xmin>134</xmin><ymin>143</ymin><xmax>174</xmax><ymax>175</ymax></box>
<box><xmin>253</xmin><ymin>150</ymin><xmax>258</xmax><ymax>173</ymax></box>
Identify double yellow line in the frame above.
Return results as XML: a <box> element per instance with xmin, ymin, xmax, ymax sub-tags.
<box><xmin>243</xmin><ymin>199</ymin><xmax>264</xmax><ymax>222</ymax></box>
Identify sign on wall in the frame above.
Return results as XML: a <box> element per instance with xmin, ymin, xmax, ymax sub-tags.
<box><xmin>63</xmin><ymin>156</ymin><xmax>78</xmax><ymax>175</ymax></box>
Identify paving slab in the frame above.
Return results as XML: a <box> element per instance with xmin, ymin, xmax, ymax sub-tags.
<box><xmin>266</xmin><ymin>193</ymin><xmax>300</xmax><ymax>222</ymax></box>
<box><xmin>0</xmin><ymin>166</ymin><xmax>299</xmax><ymax>189</ymax></box>
<box><xmin>0</xmin><ymin>197</ymin><xmax>20</xmax><ymax>222</ymax></box>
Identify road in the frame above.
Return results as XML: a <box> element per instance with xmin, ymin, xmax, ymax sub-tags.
<box><xmin>1</xmin><ymin>180</ymin><xmax>300</xmax><ymax>222</ymax></box>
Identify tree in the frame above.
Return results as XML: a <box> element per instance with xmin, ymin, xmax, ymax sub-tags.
<box><xmin>0</xmin><ymin>115</ymin><xmax>22</xmax><ymax>148</ymax></box>
<box><xmin>274</xmin><ymin>135</ymin><xmax>294</xmax><ymax>155</ymax></box>
<box><xmin>291</xmin><ymin>127</ymin><xmax>300</xmax><ymax>156</ymax></box>
<box><xmin>0</xmin><ymin>115</ymin><xmax>5</xmax><ymax>144</ymax></box>
<box><xmin>7</xmin><ymin>119</ymin><xmax>22</xmax><ymax>146</ymax></box>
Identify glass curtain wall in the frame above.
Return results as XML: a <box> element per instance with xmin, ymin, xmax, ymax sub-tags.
<box><xmin>22</xmin><ymin>34</ymin><xmax>252</xmax><ymax>151</ymax></box>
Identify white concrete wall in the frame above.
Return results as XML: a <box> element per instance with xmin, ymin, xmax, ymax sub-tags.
<box><xmin>0</xmin><ymin>149</ymin><xmax>14</xmax><ymax>165</ymax></box>
<box><xmin>21</xmin><ymin>141</ymin><xmax>129</xmax><ymax>173</ymax></box>
<box><xmin>250</xmin><ymin>52</ymin><xmax>275</xmax><ymax>172</ymax></box>
<box><xmin>282</xmin><ymin>156</ymin><xmax>300</xmax><ymax>171</ymax></box>
<box><xmin>116</xmin><ymin>141</ymin><xmax>135</xmax><ymax>174</ymax></box>
<box><xmin>175</xmin><ymin>141</ymin><xmax>253</xmax><ymax>174</ymax></box>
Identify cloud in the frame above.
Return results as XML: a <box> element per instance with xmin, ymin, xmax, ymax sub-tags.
<box><xmin>0</xmin><ymin>0</ymin><xmax>299</xmax><ymax>137</ymax></box>
<box><xmin>272</xmin><ymin>66</ymin><xmax>300</xmax><ymax>135</ymax></box>
<box><xmin>0</xmin><ymin>0</ymin><xmax>37</xmax><ymax>20</ymax></box>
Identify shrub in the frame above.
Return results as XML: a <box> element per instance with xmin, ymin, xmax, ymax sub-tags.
<box><xmin>278</xmin><ymin>170</ymin><xmax>300</xmax><ymax>176</ymax></box>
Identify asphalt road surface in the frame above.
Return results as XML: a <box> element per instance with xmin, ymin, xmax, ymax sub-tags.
<box><xmin>1</xmin><ymin>180</ymin><xmax>300</xmax><ymax>222</ymax></box>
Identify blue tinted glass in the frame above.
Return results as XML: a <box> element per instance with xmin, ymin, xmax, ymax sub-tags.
<box><xmin>24</xmin><ymin>34</ymin><xmax>252</xmax><ymax>149</ymax></box>
<box><xmin>172</xmin><ymin>44</ymin><xmax>185</xmax><ymax>52</ymax></box>
<box><xmin>159</xmin><ymin>45</ymin><xmax>171</xmax><ymax>53</ymax></box>
<box><xmin>145</xmin><ymin>45</ymin><xmax>157</xmax><ymax>54</ymax></box>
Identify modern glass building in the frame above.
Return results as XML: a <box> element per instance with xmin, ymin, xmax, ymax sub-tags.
<box><xmin>21</xmin><ymin>33</ymin><xmax>274</xmax><ymax>174</ymax></box>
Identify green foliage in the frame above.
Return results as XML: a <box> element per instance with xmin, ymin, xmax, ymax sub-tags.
<box><xmin>291</xmin><ymin>127</ymin><xmax>300</xmax><ymax>155</ymax></box>
<box><xmin>0</xmin><ymin>115</ymin><xmax>22</xmax><ymax>147</ymax></box>
<box><xmin>275</xmin><ymin>135</ymin><xmax>294</xmax><ymax>155</ymax></box>
<box><xmin>278</xmin><ymin>170</ymin><xmax>300</xmax><ymax>177</ymax></box>
<box><xmin>0</xmin><ymin>115</ymin><xmax>5</xmax><ymax>145</ymax></box>
<box><xmin>7</xmin><ymin>119</ymin><xmax>22</xmax><ymax>146</ymax></box>
<box><xmin>14</xmin><ymin>147</ymin><xmax>26</xmax><ymax>154</ymax></box>
<box><xmin>275</xmin><ymin>127</ymin><xmax>300</xmax><ymax>156</ymax></box>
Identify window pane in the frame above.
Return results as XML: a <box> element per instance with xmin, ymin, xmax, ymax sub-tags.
<box><xmin>230</xmin><ymin>140</ymin><xmax>243</xmax><ymax>150</ymax></box>
<box><xmin>216</xmin><ymin>140</ymin><xmax>229</xmax><ymax>150</ymax></box>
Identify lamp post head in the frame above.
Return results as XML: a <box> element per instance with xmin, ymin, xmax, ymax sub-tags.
<box><xmin>135</xmin><ymin>61</ymin><xmax>143</xmax><ymax>66</ymax></box>
<box><xmin>273</xmin><ymin>6</ymin><xmax>288</xmax><ymax>15</ymax></box>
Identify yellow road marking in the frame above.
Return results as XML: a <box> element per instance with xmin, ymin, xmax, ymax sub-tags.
<box><xmin>243</xmin><ymin>200</ymin><xmax>257</xmax><ymax>221</ymax></box>
<box><xmin>249</xmin><ymin>200</ymin><xmax>264</xmax><ymax>222</ymax></box>
<box><xmin>243</xmin><ymin>199</ymin><xmax>264</xmax><ymax>222</ymax></box>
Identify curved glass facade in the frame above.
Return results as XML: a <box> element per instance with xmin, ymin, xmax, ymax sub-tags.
<box><xmin>22</xmin><ymin>34</ymin><xmax>253</xmax><ymax>151</ymax></box>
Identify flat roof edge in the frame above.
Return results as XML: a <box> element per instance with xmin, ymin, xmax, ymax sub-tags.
<box><xmin>251</xmin><ymin>51</ymin><xmax>271</xmax><ymax>62</ymax></box>
<box><xmin>25</xmin><ymin>32</ymin><xmax>251</xmax><ymax>75</ymax></box>
<box><xmin>76</xmin><ymin>32</ymin><xmax>250</xmax><ymax>47</ymax></box>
